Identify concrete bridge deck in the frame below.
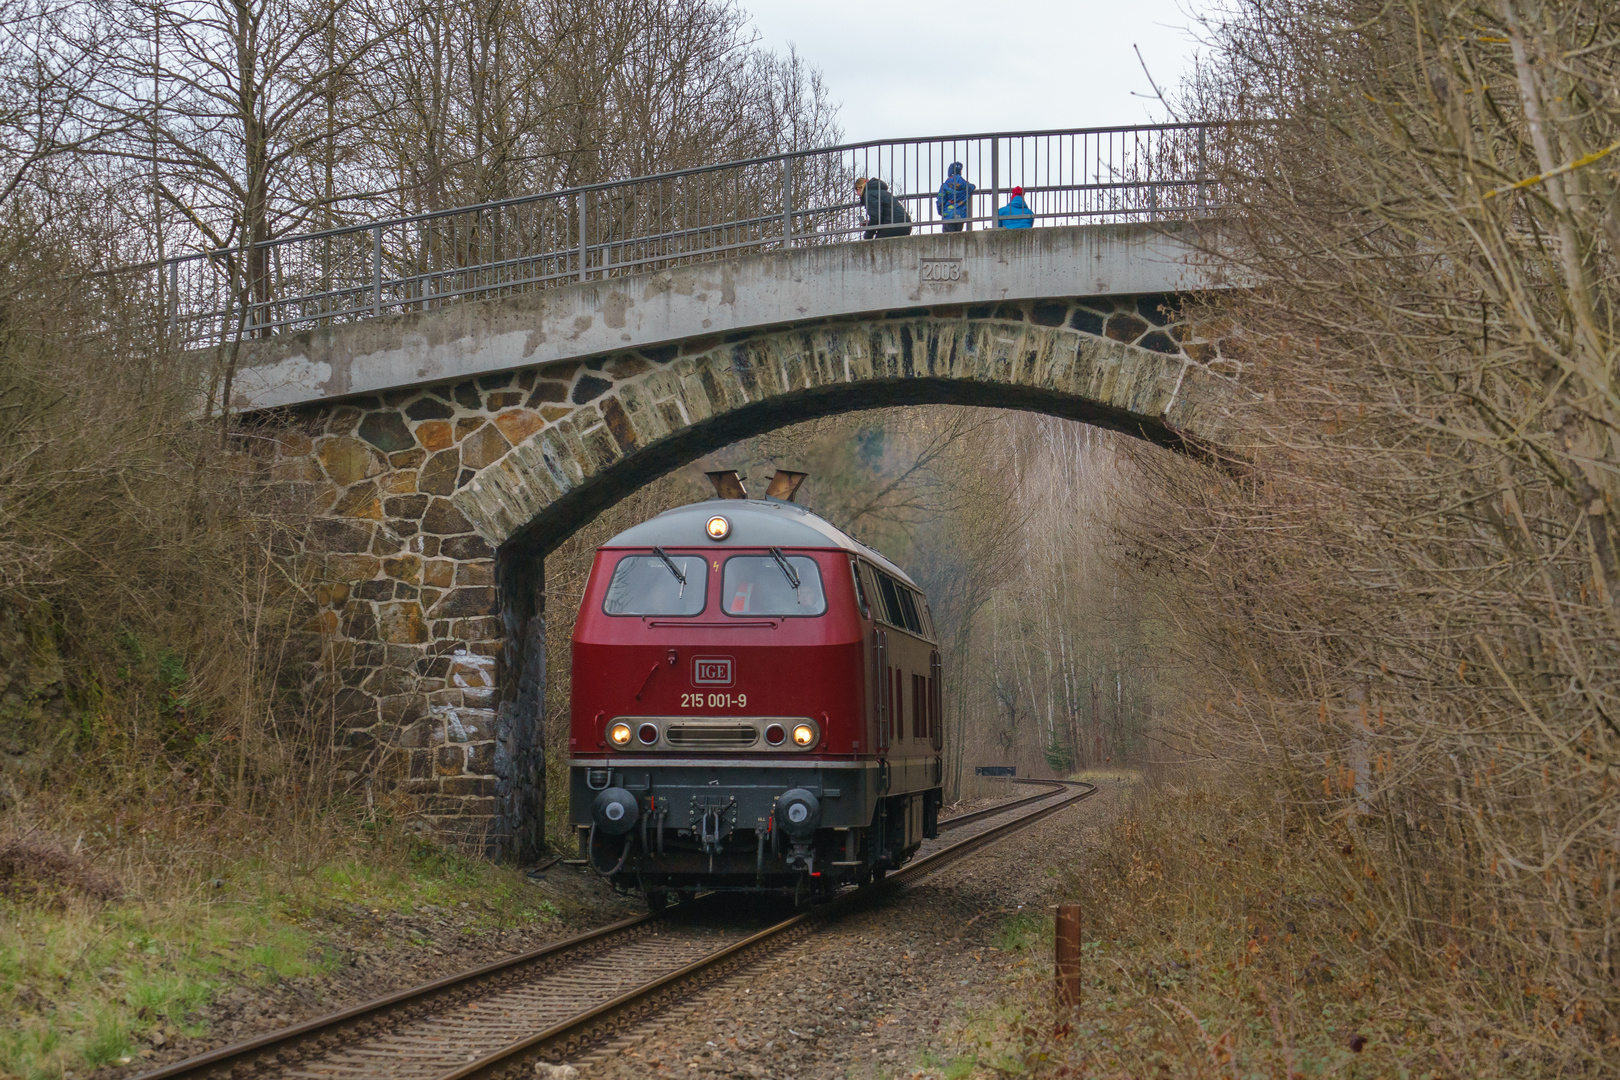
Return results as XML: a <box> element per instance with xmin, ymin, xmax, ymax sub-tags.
<box><xmin>232</xmin><ymin>223</ymin><xmax>1226</xmax><ymax>412</ymax></box>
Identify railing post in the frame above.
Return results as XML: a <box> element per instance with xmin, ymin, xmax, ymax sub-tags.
<box><xmin>246</xmin><ymin>262</ymin><xmax>259</xmax><ymax>337</ymax></box>
<box><xmin>578</xmin><ymin>192</ymin><xmax>588</xmax><ymax>282</ymax></box>
<box><xmin>990</xmin><ymin>139</ymin><xmax>999</xmax><ymax>228</ymax></box>
<box><xmin>167</xmin><ymin>259</ymin><xmax>178</xmax><ymax>339</ymax></box>
<box><xmin>781</xmin><ymin>158</ymin><xmax>793</xmax><ymax>247</ymax></box>
<box><xmin>372</xmin><ymin>225</ymin><xmax>382</xmax><ymax>317</ymax></box>
<box><xmin>1197</xmin><ymin>127</ymin><xmax>1208</xmax><ymax>214</ymax></box>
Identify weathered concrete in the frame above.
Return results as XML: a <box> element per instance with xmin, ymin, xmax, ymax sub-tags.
<box><xmin>232</xmin><ymin>223</ymin><xmax>1224</xmax><ymax>411</ymax></box>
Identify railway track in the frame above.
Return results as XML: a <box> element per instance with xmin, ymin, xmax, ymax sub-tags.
<box><xmin>934</xmin><ymin>778</ymin><xmax>1075</xmax><ymax>831</ymax></box>
<box><xmin>135</xmin><ymin>779</ymin><xmax>1093</xmax><ymax>1080</ymax></box>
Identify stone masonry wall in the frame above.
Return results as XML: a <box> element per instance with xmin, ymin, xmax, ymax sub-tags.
<box><xmin>258</xmin><ymin>295</ymin><xmax>1241</xmax><ymax>856</ymax></box>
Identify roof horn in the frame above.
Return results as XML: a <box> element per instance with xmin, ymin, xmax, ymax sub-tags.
<box><xmin>704</xmin><ymin>469</ymin><xmax>748</xmax><ymax>499</ymax></box>
<box><xmin>764</xmin><ymin>470</ymin><xmax>808</xmax><ymax>502</ymax></box>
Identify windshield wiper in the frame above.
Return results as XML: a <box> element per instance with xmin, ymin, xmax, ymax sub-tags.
<box><xmin>768</xmin><ymin>546</ymin><xmax>802</xmax><ymax>602</ymax></box>
<box><xmin>652</xmin><ymin>546</ymin><xmax>687</xmax><ymax>597</ymax></box>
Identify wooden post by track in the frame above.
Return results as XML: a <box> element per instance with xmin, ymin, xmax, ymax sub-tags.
<box><xmin>1055</xmin><ymin>902</ymin><xmax>1081</xmax><ymax>1008</ymax></box>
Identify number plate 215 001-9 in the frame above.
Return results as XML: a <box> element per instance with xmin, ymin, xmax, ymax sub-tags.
<box><xmin>682</xmin><ymin>692</ymin><xmax>748</xmax><ymax>708</ymax></box>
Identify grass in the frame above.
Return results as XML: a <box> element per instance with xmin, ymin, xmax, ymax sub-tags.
<box><xmin>992</xmin><ymin>913</ymin><xmax>1049</xmax><ymax>954</ymax></box>
<box><xmin>913</xmin><ymin>770</ymin><xmax>1605</xmax><ymax>1078</ymax></box>
<box><xmin>0</xmin><ymin>840</ymin><xmax>564</xmax><ymax>1080</ymax></box>
<box><xmin>1</xmin><ymin>901</ymin><xmax>236</xmax><ymax>1076</ymax></box>
<box><xmin>1066</xmin><ymin>768</ymin><xmax>1144</xmax><ymax>785</ymax></box>
<box><xmin>916</xmin><ymin>1046</ymin><xmax>983</xmax><ymax>1080</ymax></box>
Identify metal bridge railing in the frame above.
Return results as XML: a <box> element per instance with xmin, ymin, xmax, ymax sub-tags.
<box><xmin>136</xmin><ymin>123</ymin><xmax>1224</xmax><ymax>347</ymax></box>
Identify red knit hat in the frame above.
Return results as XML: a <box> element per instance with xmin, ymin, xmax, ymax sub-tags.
<box><xmin>1010</xmin><ymin>185</ymin><xmax>1024</xmax><ymax>197</ymax></box>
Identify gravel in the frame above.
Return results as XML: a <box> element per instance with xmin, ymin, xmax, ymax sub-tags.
<box><xmin>576</xmin><ymin>783</ymin><xmax>1124</xmax><ymax>1080</ymax></box>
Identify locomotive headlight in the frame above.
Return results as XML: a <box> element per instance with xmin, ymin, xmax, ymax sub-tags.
<box><xmin>791</xmin><ymin>723</ymin><xmax>816</xmax><ymax>748</ymax></box>
<box><xmin>705</xmin><ymin>515</ymin><xmax>730</xmax><ymax>540</ymax></box>
<box><xmin>608</xmin><ymin>722</ymin><xmax>632</xmax><ymax>747</ymax></box>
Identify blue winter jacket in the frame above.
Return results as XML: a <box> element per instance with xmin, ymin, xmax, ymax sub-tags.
<box><xmin>997</xmin><ymin>194</ymin><xmax>1034</xmax><ymax>228</ymax></box>
<box><xmin>936</xmin><ymin>164</ymin><xmax>975</xmax><ymax>220</ymax></box>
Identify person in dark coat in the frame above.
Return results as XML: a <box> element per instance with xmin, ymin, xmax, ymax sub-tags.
<box><xmin>855</xmin><ymin>177</ymin><xmax>912</xmax><ymax>239</ymax></box>
<box><xmin>936</xmin><ymin>162</ymin><xmax>975</xmax><ymax>232</ymax></box>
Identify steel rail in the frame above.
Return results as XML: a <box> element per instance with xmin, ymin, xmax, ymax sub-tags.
<box><xmin>126</xmin><ymin>912</ymin><xmax>657</xmax><ymax>1080</ymax></box>
<box><xmin>134</xmin><ymin>780</ymin><xmax>1093</xmax><ymax>1080</ymax></box>
<box><xmin>936</xmin><ymin>779</ymin><xmax>1072</xmax><ymax>831</ymax></box>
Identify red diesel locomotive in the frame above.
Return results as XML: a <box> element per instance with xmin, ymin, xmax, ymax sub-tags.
<box><xmin>569</xmin><ymin>470</ymin><xmax>944</xmax><ymax>905</ymax></box>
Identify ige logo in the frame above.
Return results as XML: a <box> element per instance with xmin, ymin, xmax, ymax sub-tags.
<box><xmin>692</xmin><ymin>657</ymin><xmax>734</xmax><ymax>686</ymax></box>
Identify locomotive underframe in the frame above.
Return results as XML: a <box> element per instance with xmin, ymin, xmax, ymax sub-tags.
<box><xmin>568</xmin><ymin>758</ymin><xmax>942</xmax><ymax>895</ymax></box>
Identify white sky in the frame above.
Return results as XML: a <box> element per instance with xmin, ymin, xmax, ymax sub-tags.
<box><xmin>741</xmin><ymin>0</ymin><xmax>1208</xmax><ymax>144</ymax></box>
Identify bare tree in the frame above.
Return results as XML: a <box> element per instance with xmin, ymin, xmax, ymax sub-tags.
<box><xmin>0</xmin><ymin>0</ymin><xmax>127</xmax><ymax>211</ymax></box>
<box><xmin>92</xmin><ymin>0</ymin><xmax>392</xmax><ymax>425</ymax></box>
<box><xmin>1126</xmin><ymin>0</ymin><xmax>1620</xmax><ymax>1055</ymax></box>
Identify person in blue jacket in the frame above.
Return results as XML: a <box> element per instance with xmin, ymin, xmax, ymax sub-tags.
<box><xmin>997</xmin><ymin>186</ymin><xmax>1034</xmax><ymax>228</ymax></box>
<box><xmin>936</xmin><ymin>162</ymin><xmax>975</xmax><ymax>232</ymax></box>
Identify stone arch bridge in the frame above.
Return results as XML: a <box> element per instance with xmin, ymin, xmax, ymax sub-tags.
<box><xmin>237</xmin><ymin>223</ymin><xmax>1241</xmax><ymax>857</ymax></box>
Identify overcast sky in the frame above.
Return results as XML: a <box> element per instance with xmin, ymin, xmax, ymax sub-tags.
<box><xmin>742</xmin><ymin>0</ymin><xmax>1209</xmax><ymax>144</ymax></box>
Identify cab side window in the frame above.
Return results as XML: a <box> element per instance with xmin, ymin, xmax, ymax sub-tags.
<box><xmin>874</xmin><ymin>566</ymin><xmax>900</xmax><ymax>625</ymax></box>
<box><xmin>860</xmin><ymin>561</ymin><xmax>928</xmax><ymax>636</ymax></box>
<box><xmin>895</xmin><ymin>588</ymin><xmax>921</xmax><ymax>633</ymax></box>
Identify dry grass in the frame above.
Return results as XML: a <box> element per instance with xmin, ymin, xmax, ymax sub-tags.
<box><xmin>1059</xmin><ymin>0</ymin><xmax>1620</xmax><ymax>1059</ymax></box>
<box><xmin>0</xmin><ymin>215</ymin><xmax>560</xmax><ymax>1080</ymax></box>
<box><xmin>1067</xmin><ymin>768</ymin><xmax>1143</xmax><ymax>786</ymax></box>
<box><xmin>0</xmin><ymin>749</ymin><xmax>582</xmax><ymax>1080</ymax></box>
<box><xmin>926</xmin><ymin>767</ymin><xmax>1611</xmax><ymax>1078</ymax></box>
<box><xmin>0</xmin><ymin>838</ymin><xmax>120</xmax><ymax>907</ymax></box>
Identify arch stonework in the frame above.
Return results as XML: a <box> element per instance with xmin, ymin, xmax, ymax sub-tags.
<box><xmin>264</xmin><ymin>295</ymin><xmax>1241</xmax><ymax>857</ymax></box>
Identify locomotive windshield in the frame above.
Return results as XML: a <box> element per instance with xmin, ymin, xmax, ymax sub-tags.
<box><xmin>603</xmin><ymin>553</ymin><xmax>708</xmax><ymax>615</ymax></box>
<box><xmin>722</xmin><ymin>555</ymin><xmax>826</xmax><ymax>616</ymax></box>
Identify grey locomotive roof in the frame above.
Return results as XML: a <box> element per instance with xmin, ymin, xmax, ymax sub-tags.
<box><xmin>602</xmin><ymin>499</ymin><xmax>918</xmax><ymax>588</ymax></box>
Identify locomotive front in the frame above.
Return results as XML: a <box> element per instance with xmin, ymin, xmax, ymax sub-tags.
<box><xmin>568</xmin><ymin>471</ymin><xmax>944</xmax><ymax>905</ymax></box>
